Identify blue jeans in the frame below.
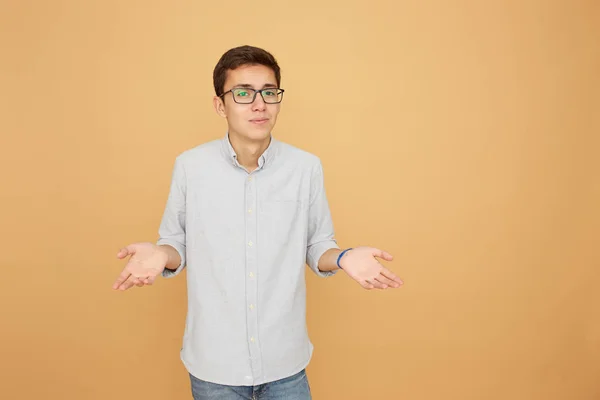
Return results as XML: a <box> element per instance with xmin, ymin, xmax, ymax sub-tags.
<box><xmin>189</xmin><ymin>369</ymin><xmax>312</xmax><ymax>400</ymax></box>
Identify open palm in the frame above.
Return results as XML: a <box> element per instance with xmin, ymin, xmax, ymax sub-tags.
<box><xmin>112</xmin><ymin>242</ymin><xmax>168</xmax><ymax>291</ymax></box>
<box><xmin>339</xmin><ymin>246</ymin><xmax>403</xmax><ymax>290</ymax></box>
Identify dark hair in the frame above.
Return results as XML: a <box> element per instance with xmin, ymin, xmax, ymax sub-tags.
<box><xmin>213</xmin><ymin>45</ymin><xmax>281</xmax><ymax>96</ymax></box>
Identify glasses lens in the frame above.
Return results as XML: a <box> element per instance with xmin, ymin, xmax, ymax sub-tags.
<box><xmin>261</xmin><ymin>89</ymin><xmax>283</xmax><ymax>103</ymax></box>
<box><xmin>232</xmin><ymin>88</ymin><xmax>256</xmax><ymax>103</ymax></box>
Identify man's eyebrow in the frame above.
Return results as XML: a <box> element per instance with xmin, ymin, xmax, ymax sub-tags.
<box><xmin>231</xmin><ymin>83</ymin><xmax>278</xmax><ymax>89</ymax></box>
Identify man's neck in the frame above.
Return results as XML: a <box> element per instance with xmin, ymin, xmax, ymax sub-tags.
<box><xmin>228</xmin><ymin>132</ymin><xmax>271</xmax><ymax>172</ymax></box>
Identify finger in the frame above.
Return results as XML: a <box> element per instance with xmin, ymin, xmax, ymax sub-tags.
<box><xmin>134</xmin><ymin>274</ymin><xmax>155</xmax><ymax>287</ymax></box>
<box><xmin>362</xmin><ymin>282</ymin><xmax>374</xmax><ymax>290</ymax></box>
<box><xmin>118</xmin><ymin>280</ymin><xmax>135</xmax><ymax>291</ymax></box>
<box><xmin>375</xmin><ymin>275</ymin><xmax>396</xmax><ymax>288</ymax></box>
<box><xmin>365</xmin><ymin>278</ymin><xmax>385</xmax><ymax>290</ymax></box>
<box><xmin>116</xmin><ymin>247</ymin><xmax>130</xmax><ymax>259</ymax></box>
<box><xmin>132</xmin><ymin>276</ymin><xmax>146</xmax><ymax>286</ymax></box>
<box><xmin>372</xmin><ymin>248</ymin><xmax>394</xmax><ymax>262</ymax></box>
<box><xmin>381</xmin><ymin>267</ymin><xmax>403</xmax><ymax>285</ymax></box>
<box><xmin>144</xmin><ymin>276</ymin><xmax>156</xmax><ymax>286</ymax></box>
<box><xmin>112</xmin><ymin>269</ymin><xmax>131</xmax><ymax>290</ymax></box>
<box><xmin>137</xmin><ymin>276</ymin><xmax>151</xmax><ymax>286</ymax></box>
<box><xmin>118</xmin><ymin>275</ymin><xmax>138</xmax><ymax>291</ymax></box>
<box><xmin>116</xmin><ymin>244</ymin><xmax>136</xmax><ymax>259</ymax></box>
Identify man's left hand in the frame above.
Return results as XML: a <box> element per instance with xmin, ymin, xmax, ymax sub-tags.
<box><xmin>339</xmin><ymin>246</ymin><xmax>403</xmax><ymax>290</ymax></box>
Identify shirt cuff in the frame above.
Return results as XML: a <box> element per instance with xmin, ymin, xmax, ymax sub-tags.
<box><xmin>156</xmin><ymin>240</ymin><xmax>186</xmax><ymax>278</ymax></box>
<box><xmin>307</xmin><ymin>240</ymin><xmax>340</xmax><ymax>278</ymax></box>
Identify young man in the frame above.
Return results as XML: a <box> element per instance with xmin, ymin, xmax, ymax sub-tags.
<box><xmin>112</xmin><ymin>45</ymin><xmax>403</xmax><ymax>400</ymax></box>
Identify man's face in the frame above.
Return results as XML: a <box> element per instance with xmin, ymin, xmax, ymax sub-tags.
<box><xmin>214</xmin><ymin>64</ymin><xmax>281</xmax><ymax>142</ymax></box>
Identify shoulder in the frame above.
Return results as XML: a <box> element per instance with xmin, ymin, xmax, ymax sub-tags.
<box><xmin>276</xmin><ymin>140</ymin><xmax>323</xmax><ymax>171</ymax></box>
<box><xmin>173</xmin><ymin>138</ymin><xmax>223</xmax><ymax>166</ymax></box>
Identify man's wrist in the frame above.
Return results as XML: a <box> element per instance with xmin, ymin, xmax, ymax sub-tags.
<box><xmin>156</xmin><ymin>244</ymin><xmax>177</xmax><ymax>270</ymax></box>
<box><xmin>317</xmin><ymin>248</ymin><xmax>348</xmax><ymax>272</ymax></box>
<box><xmin>336</xmin><ymin>248</ymin><xmax>353</xmax><ymax>269</ymax></box>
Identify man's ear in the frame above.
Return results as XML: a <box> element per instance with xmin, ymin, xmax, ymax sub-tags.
<box><xmin>213</xmin><ymin>96</ymin><xmax>227</xmax><ymax>118</ymax></box>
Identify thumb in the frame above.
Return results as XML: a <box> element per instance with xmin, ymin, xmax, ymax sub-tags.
<box><xmin>116</xmin><ymin>244</ymin><xmax>136</xmax><ymax>259</ymax></box>
<box><xmin>372</xmin><ymin>248</ymin><xmax>394</xmax><ymax>261</ymax></box>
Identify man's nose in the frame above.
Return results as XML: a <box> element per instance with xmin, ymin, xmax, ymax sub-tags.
<box><xmin>251</xmin><ymin>93</ymin><xmax>267</xmax><ymax>110</ymax></box>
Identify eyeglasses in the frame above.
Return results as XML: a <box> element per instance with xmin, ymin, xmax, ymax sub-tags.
<box><xmin>219</xmin><ymin>87</ymin><xmax>285</xmax><ymax>104</ymax></box>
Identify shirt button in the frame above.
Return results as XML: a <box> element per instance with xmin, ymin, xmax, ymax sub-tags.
<box><xmin>249</xmin><ymin>304</ymin><xmax>254</xmax><ymax>310</ymax></box>
<box><xmin>248</xmin><ymin>241</ymin><xmax>253</xmax><ymax>247</ymax></box>
<box><xmin>248</xmin><ymin>176</ymin><xmax>253</xmax><ymax>181</ymax></box>
<box><xmin>248</xmin><ymin>208</ymin><xmax>252</xmax><ymax>213</ymax></box>
<box><xmin>250</xmin><ymin>337</ymin><xmax>255</xmax><ymax>342</ymax></box>
<box><xmin>249</xmin><ymin>272</ymin><xmax>254</xmax><ymax>278</ymax></box>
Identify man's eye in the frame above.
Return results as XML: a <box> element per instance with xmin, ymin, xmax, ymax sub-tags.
<box><xmin>235</xmin><ymin>91</ymin><xmax>248</xmax><ymax>97</ymax></box>
<box><xmin>264</xmin><ymin>91</ymin><xmax>275</xmax><ymax>96</ymax></box>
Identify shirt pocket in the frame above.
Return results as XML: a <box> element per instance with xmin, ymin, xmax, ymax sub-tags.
<box><xmin>258</xmin><ymin>199</ymin><xmax>306</xmax><ymax>246</ymax></box>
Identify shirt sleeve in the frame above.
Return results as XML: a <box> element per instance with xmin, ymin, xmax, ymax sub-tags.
<box><xmin>306</xmin><ymin>159</ymin><xmax>340</xmax><ymax>277</ymax></box>
<box><xmin>156</xmin><ymin>156</ymin><xmax>187</xmax><ymax>278</ymax></box>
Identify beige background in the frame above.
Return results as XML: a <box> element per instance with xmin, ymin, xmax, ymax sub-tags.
<box><xmin>1</xmin><ymin>1</ymin><xmax>599</xmax><ymax>399</ymax></box>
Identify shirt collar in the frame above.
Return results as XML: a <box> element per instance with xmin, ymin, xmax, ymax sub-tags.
<box><xmin>221</xmin><ymin>132</ymin><xmax>278</xmax><ymax>169</ymax></box>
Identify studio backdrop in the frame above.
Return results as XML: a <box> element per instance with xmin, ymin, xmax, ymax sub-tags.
<box><xmin>1</xmin><ymin>1</ymin><xmax>599</xmax><ymax>399</ymax></box>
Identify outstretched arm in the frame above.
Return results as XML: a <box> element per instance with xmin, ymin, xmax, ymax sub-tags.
<box><xmin>112</xmin><ymin>157</ymin><xmax>187</xmax><ymax>291</ymax></box>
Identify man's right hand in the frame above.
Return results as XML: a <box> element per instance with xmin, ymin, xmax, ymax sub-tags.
<box><xmin>112</xmin><ymin>242</ymin><xmax>169</xmax><ymax>291</ymax></box>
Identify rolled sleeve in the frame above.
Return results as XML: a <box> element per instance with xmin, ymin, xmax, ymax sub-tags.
<box><xmin>306</xmin><ymin>159</ymin><xmax>340</xmax><ymax>277</ymax></box>
<box><xmin>156</xmin><ymin>156</ymin><xmax>187</xmax><ymax>278</ymax></box>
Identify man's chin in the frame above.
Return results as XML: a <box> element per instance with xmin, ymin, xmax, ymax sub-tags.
<box><xmin>245</xmin><ymin>126</ymin><xmax>272</xmax><ymax>141</ymax></box>
<box><xmin>229</xmin><ymin>125</ymin><xmax>273</xmax><ymax>142</ymax></box>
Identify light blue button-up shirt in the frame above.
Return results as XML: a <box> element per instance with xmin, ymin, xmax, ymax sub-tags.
<box><xmin>155</xmin><ymin>133</ymin><xmax>340</xmax><ymax>386</ymax></box>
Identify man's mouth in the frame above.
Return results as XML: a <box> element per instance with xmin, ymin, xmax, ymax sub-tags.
<box><xmin>250</xmin><ymin>118</ymin><xmax>269</xmax><ymax>124</ymax></box>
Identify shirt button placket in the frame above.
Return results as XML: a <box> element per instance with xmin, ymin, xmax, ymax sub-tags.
<box><xmin>245</xmin><ymin>173</ymin><xmax>261</xmax><ymax>379</ymax></box>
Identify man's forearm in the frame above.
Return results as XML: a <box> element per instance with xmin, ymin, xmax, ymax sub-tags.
<box><xmin>158</xmin><ymin>244</ymin><xmax>182</xmax><ymax>271</ymax></box>
<box><xmin>317</xmin><ymin>248</ymin><xmax>344</xmax><ymax>272</ymax></box>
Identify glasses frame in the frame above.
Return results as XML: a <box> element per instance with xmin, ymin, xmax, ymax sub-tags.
<box><xmin>219</xmin><ymin>87</ymin><xmax>285</xmax><ymax>104</ymax></box>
